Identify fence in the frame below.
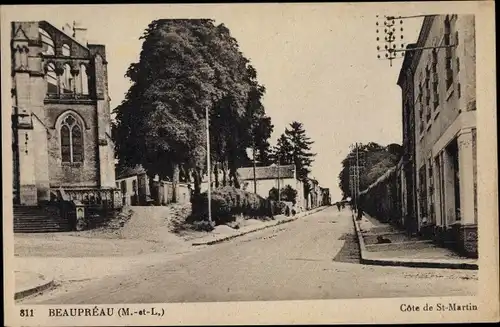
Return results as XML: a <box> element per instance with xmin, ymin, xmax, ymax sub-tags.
<box><xmin>151</xmin><ymin>181</ymin><xmax>191</xmax><ymax>205</ymax></box>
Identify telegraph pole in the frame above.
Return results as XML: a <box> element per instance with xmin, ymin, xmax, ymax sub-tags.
<box><xmin>375</xmin><ymin>14</ymin><xmax>454</xmax><ymax>67</ymax></box>
<box><xmin>277</xmin><ymin>155</ymin><xmax>281</xmax><ymax>202</ymax></box>
<box><xmin>355</xmin><ymin>142</ymin><xmax>360</xmax><ymax>212</ymax></box>
<box><xmin>252</xmin><ymin>141</ymin><xmax>257</xmax><ymax>194</ymax></box>
<box><xmin>205</xmin><ymin>105</ymin><xmax>212</xmax><ymax>223</ymax></box>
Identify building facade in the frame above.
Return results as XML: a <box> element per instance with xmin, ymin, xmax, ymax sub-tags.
<box><xmin>398</xmin><ymin>15</ymin><xmax>477</xmax><ymax>257</ymax></box>
<box><xmin>237</xmin><ymin>164</ymin><xmax>306</xmax><ymax>208</ymax></box>
<box><xmin>397</xmin><ymin>43</ymin><xmax>419</xmax><ymax>235</ymax></box>
<box><xmin>11</xmin><ymin>21</ymin><xmax>118</xmax><ymax>209</ymax></box>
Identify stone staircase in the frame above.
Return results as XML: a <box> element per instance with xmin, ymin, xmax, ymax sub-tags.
<box><xmin>14</xmin><ymin>205</ymin><xmax>72</xmax><ymax>233</ymax></box>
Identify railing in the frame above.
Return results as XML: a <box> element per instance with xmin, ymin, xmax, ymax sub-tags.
<box><xmin>56</xmin><ymin>188</ymin><xmax>123</xmax><ymax>210</ymax></box>
<box><xmin>46</xmin><ymin>93</ymin><xmax>92</xmax><ymax>101</ymax></box>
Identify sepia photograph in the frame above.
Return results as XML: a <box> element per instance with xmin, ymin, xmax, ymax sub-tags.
<box><xmin>2</xmin><ymin>2</ymin><xmax>498</xmax><ymax>326</ymax></box>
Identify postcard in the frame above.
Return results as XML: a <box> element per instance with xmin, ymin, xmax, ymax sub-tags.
<box><xmin>2</xmin><ymin>2</ymin><xmax>498</xmax><ymax>326</ymax></box>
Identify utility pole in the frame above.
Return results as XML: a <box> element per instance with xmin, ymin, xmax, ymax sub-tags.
<box><xmin>252</xmin><ymin>141</ymin><xmax>257</xmax><ymax>194</ymax></box>
<box><xmin>205</xmin><ymin>105</ymin><xmax>212</xmax><ymax>223</ymax></box>
<box><xmin>356</xmin><ymin>142</ymin><xmax>360</xmax><ymax>212</ymax></box>
<box><xmin>277</xmin><ymin>155</ymin><xmax>281</xmax><ymax>202</ymax></box>
<box><xmin>375</xmin><ymin>14</ymin><xmax>455</xmax><ymax>67</ymax></box>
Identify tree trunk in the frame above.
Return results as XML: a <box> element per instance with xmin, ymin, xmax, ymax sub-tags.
<box><xmin>214</xmin><ymin>162</ymin><xmax>219</xmax><ymax>188</ymax></box>
<box><xmin>192</xmin><ymin>169</ymin><xmax>201</xmax><ymax>196</ymax></box>
<box><xmin>222</xmin><ymin>159</ymin><xmax>228</xmax><ymax>186</ymax></box>
<box><xmin>229</xmin><ymin>161</ymin><xmax>240</xmax><ymax>189</ymax></box>
<box><xmin>172</xmin><ymin>162</ymin><xmax>180</xmax><ymax>203</ymax></box>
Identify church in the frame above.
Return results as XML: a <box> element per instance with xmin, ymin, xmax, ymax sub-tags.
<box><xmin>11</xmin><ymin>20</ymin><xmax>121</xmax><ymax>231</ymax></box>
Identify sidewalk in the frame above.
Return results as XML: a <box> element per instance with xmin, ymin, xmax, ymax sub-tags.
<box><xmin>353</xmin><ymin>213</ymin><xmax>478</xmax><ymax>270</ymax></box>
<box><xmin>15</xmin><ymin>270</ymin><xmax>54</xmax><ymax>300</ymax></box>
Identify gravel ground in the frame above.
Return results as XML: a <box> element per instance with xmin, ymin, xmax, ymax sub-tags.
<box><xmin>20</xmin><ymin>207</ymin><xmax>477</xmax><ymax>304</ymax></box>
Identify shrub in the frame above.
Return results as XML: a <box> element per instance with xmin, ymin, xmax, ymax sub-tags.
<box><xmin>190</xmin><ymin>186</ymin><xmax>274</xmax><ymax>225</ymax></box>
<box><xmin>268</xmin><ymin>185</ymin><xmax>298</xmax><ymax>205</ymax></box>
<box><xmin>193</xmin><ymin>220</ymin><xmax>215</xmax><ymax>232</ymax></box>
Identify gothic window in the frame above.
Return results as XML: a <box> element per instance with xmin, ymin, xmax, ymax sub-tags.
<box><xmin>39</xmin><ymin>28</ymin><xmax>55</xmax><ymax>55</ymax></box>
<box><xmin>46</xmin><ymin>63</ymin><xmax>58</xmax><ymax>94</ymax></box>
<box><xmin>60</xmin><ymin>113</ymin><xmax>84</xmax><ymax>163</ymax></box>
<box><xmin>62</xmin><ymin>64</ymin><xmax>73</xmax><ymax>94</ymax></box>
<box><xmin>80</xmin><ymin>64</ymin><xmax>89</xmax><ymax>95</ymax></box>
<box><xmin>62</xmin><ymin>44</ymin><xmax>71</xmax><ymax>56</ymax></box>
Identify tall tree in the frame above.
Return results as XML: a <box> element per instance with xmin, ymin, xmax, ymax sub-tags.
<box><xmin>272</xmin><ymin>134</ymin><xmax>294</xmax><ymax>165</ymax></box>
<box><xmin>276</xmin><ymin>121</ymin><xmax>316</xmax><ymax>181</ymax></box>
<box><xmin>112</xmin><ymin>19</ymin><xmax>273</xmax><ymax>200</ymax></box>
<box><xmin>337</xmin><ymin>142</ymin><xmax>402</xmax><ymax>198</ymax></box>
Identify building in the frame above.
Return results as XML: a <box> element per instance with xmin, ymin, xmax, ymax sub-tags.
<box><xmin>319</xmin><ymin>187</ymin><xmax>331</xmax><ymax>206</ymax></box>
<box><xmin>306</xmin><ymin>178</ymin><xmax>321</xmax><ymax>209</ymax></box>
<box><xmin>115</xmin><ymin>165</ymin><xmax>192</xmax><ymax>206</ymax></box>
<box><xmin>237</xmin><ymin>164</ymin><xmax>306</xmax><ymax>208</ymax></box>
<box><xmin>397</xmin><ymin>43</ymin><xmax>419</xmax><ymax>235</ymax></box>
<box><xmin>398</xmin><ymin>15</ymin><xmax>477</xmax><ymax>257</ymax></box>
<box><xmin>11</xmin><ymin>21</ymin><xmax>120</xmax><ymax>230</ymax></box>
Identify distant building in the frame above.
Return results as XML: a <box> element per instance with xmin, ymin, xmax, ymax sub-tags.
<box><xmin>11</xmin><ymin>20</ymin><xmax>119</xmax><ymax>207</ymax></box>
<box><xmin>115</xmin><ymin>165</ymin><xmax>191</xmax><ymax>206</ymax></box>
<box><xmin>397</xmin><ymin>15</ymin><xmax>477</xmax><ymax>257</ymax></box>
<box><xmin>319</xmin><ymin>187</ymin><xmax>331</xmax><ymax>206</ymax></box>
<box><xmin>237</xmin><ymin>164</ymin><xmax>305</xmax><ymax>208</ymax></box>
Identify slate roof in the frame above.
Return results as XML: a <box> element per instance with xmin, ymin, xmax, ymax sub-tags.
<box><xmin>237</xmin><ymin>164</ymin><xmax>295</xmax><ymax>181</ymax></box>
<box><xmin>116</xmin><ymin>165</ymin><xmax>147</xmax><ymax>180</ymax></box>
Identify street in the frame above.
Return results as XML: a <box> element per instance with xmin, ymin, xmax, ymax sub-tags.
<box><xmin>22</xmin><ymin>207</ymin><xmax>477</xmax><ymax>304</ymax></box>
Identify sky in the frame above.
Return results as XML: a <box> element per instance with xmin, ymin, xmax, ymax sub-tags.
<box><xmin>4</xmin><ymin>4</ymin><xmax>424</xmax><ymax>201</ymax></box>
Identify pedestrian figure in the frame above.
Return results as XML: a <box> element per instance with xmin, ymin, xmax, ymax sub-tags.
<box><xmin>336</xmin><ymin>202</ymin><xmax>341</xmax><ymax>211</ymax></box>
<box><xmin>356</xmin><ymin>205</ymin><xmax>363</xmax><ymax>221</ymax></box>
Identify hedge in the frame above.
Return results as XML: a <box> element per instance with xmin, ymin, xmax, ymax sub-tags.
<box><xmin>190</xmin><ymin>186</ymin><xmax>291</xmax><ymax>225</ymax></box>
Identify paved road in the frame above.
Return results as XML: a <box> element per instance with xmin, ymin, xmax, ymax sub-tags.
<box><xmin>26</xmin><ymin>207</ymin><xmax>477</xmax><ymax>304</ymax></box>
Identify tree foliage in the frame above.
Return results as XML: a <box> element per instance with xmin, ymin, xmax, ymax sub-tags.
<box><xmin>112</xmin><ymin>19</ymin><xmax>272</xmax><ymax>199</ymax></box>
<box><xmin>272</xmin><ymin>121</ymin><xmax>316</xmax><ymax>181</ymax></box>
<box><xmin>337</xmin><ymin>142</ymin><xmax>402</xmax><ymax>198</ymax></box>
<box><xmin>268</xmin><ymin>185</ymin><xmax>298</xmax><ymax>205</ymax></box>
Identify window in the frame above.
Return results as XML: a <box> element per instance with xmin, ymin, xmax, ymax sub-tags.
<box><xmin>62</xmin><ymin>44</ymin><xmax>71</xmax><ymax>56</ymax></box>
<box><xmin>39</xmin><ymin>28</ymin><xmax>54</xmax><ymax>55</ymax></box>
<box><xmin>60</xmin><ymin>114</ymin><xmax>83</xmax><ymax>163</ymax></box>
<box><xmin>444</xmin><ymin>16</ymin><xmax>453</xmax><ymax>90</ymax></box>
<box><xmin>80</xmin><ymin>64</ymin><xmax>89</xmax><ymax>95</ymax></box>
<box><xmin>62</xmin><ymin>64</ymin><xmax>73</xmax><ymax>94</ymax></box>
<box><xmin>419</xmin><ymin>165</ymin><xmax>428</xmax><ymax>220</ymax></box>
<box><xmin>428</xmin><ymin>158</ymin><xmax>435</xmax><ymax>223</ymax></box>
<box><xmin>431</xmin><ymin>50</ymin><xmax>439</xmax><ymax>110</ymax></box>
<box><xmin>46</xmin><ymin>63</ymin><xmax>58</xmax><ymax>94</ymax></box>
<box><xmin>425</xmin><ymin>67</ymin><xmax>431</xmax><ymax>121</ymax></box>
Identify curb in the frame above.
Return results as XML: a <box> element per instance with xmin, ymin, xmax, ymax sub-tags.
<box><xmin>352</xmin><ymin>214</ymin><xmax>478</xmax><ymax>270</ymax></box>
<box><xmin>15</xmin><ymin>277</ymin><xmax>55</xmax><ymax>300</ymax></box>
<box><xmin>192</xmin><ymin>206</ymin><xmax>329</xmax><ymax>246</ymax></box>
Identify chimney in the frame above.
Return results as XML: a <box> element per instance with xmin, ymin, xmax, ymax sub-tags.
<box><xmin>72</xmin><ymin>20</ymin><xmax>88</xmax><ymax>46</ymax></box>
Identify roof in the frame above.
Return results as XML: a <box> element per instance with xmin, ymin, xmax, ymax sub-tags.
<box><xmin>237</xmin><ymin>164</ymin><xmax>295</xmax><ymax>180</ymax></box>
<box><xmin>116</xmin><ymin>165</ymin><xmax>147</xmax><ymax>180</ymax></box>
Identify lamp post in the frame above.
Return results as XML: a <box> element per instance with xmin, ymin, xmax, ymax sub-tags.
<box><xmin>205</xmin><ymin>105</ymin><xmax>212</xmax><ymax>223</ymax></box>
